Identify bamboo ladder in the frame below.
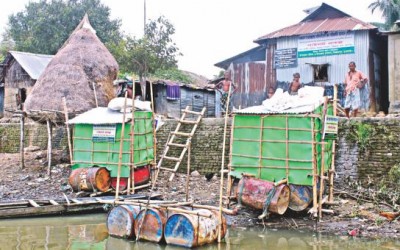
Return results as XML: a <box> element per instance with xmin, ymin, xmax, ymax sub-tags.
<box><xmin>154</xmin><ymin>106</ymin><xmax>207</xmax><ymax>182</ymax></box>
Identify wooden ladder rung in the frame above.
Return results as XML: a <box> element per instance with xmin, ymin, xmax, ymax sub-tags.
<box><xmin>172</xmin><ymin>131</ymin><xmax>191</xmax><ymax>137</ymax></box>
<box><xmin>179</xmin><ymin>119</ymin><xmax>198</xmax><ymax>124</ymax></box>
<box><xmin>49</xmin><ymin>200</ymin><xmax>59</xmax><ymax>205</ymax></box>
<box><xmin>168</xmin><ymin>143</ymin><xmax>187</xmax><ymax>148</ymax></box>
<box><xmin>162</xmin><ymin>156</ymin><xmax>181</xmax><ymax>161</ymax></box>
<box><xmin>159</xmin><ymin>167</ymin><xmax>177</xmax><ymax>172</ymax></box>
<box><xmin>28</xmin><ymin>200</ymin><xmax>40</xmax><ymax>207</ymax></box>
<box><xmin>182</xmin><ymin>109</ymin><xmax>202</xmax><ymax>115</ymax></box>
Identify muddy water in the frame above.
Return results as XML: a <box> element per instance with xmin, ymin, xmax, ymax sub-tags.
<box><xmin>0</xmin><ymin>214</ymin><xmax>398</xmax><ymax>250</ymax></box>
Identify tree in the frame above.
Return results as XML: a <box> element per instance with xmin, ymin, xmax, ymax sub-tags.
<box><xmin>110</xmin><ymin>16</ymin><xmax>182</xmax><ymax>98</ymax></box>
<box><xmin>368</xmin><ymin>0</ymin><xmax>400</xmax><ymax>30</ymax></box>
<box><xmin>5</xmin><ymin>0</ymin><xmax>122</xmax><ymax>55</ymax></box>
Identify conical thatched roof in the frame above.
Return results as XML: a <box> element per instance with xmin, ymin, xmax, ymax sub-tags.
<box><xmin>24</xmin><ymin>14</ymin><xmax>118</xmax><ymax>123</ymax></box>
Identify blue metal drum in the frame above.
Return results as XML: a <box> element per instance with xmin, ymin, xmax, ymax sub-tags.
<box><xmin>106</xmin><ymin>205</ymin><xmax>141</xmax><ymax>239</ymax></box>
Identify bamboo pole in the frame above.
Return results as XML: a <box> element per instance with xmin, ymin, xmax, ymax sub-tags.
<box><xmin>311</xmin><ymin>118</ymin><xmax>317</xmax><ymax>217</ymax></box>
<box><xmin>115</xmin><ymin>92</ymin><xmax>128</xmax><ymax>200</ymax></box>
<box><xmin>258</xmin><ymin>116</ymin><xmax>264</xmax><ymax>178</ymax></box>
<box><xmin>185</xmin><ymin>139</ymin><xmax>191</xmax><ymax>201</ymax></box>
<box><xmin>319</xmin><ymin>143</ymin><xmax>326</xmax><ymax>220</ymax></box>
<box><xmin>46</xmin><ymin>119</ymin><xmax>52</xmax><ymax>176</ymax></box>
<box><xmin>285</xmin><ymin>116</ymin><xmax>289</xmax><ymax>181</ymax></box>
<box><xmin>149</xmin><ymin>79</ymin><xmax>157</xmax><ymax>179</ymax></box>
<box><xmin>191</xmin><ymin>204</ymin><xmax>237</xmax><ymax>215</ymax></box>
<box><xmin>218</xmin><ymin>82</ymin><xmax>232</xmax><ymax>243</ymax></box>
<box><xmin>92</xmin><ymin>82</ymin><xmax>98</xmax><ymax>107</ymax></box>
<box><xmin>328</xmin><ymin>84</ymin><xmax>338</xmax><ymax>202</ymax></box>
<box><xmin>62</xmin><ymin>97</ymin><xmax>73</xmax><ymax>164</ymax></box>
<box><xmin>20</xmin><ymin>114</ymin><xmax>25</xmax><ymax>169</ymax></box>
<box><xmin>226</xmin><ymin>114</ymin><xmax>235</xmax><ymax>208</ymax></box>
<box><xmin>129</xmin><ymin>80</ymin><xmax>136</xmax><ymax>195</ymax></box>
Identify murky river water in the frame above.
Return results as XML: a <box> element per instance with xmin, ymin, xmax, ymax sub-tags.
<box><xmin>0</xmin><ymin>214</ymin><xmax>398</xmax><ymax>250</ymax></box>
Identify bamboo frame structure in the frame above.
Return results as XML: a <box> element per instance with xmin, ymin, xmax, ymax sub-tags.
<box><xmin>62</xmin><ymin>97</ymin><xmax>73</xmax><ymax>165</ymax></box>
<box><xmin>46</xmin><ymin>119</ymin><xmax>52</xmax><ymax>176</ymax></box>
<box><xmin>328</xmin><ymin>84</ymin><xmax>338</xmax><ymax>202</ymax></box>
<box><xmin>225</xmin><ymin>113</ymin><xmax>235</xmax><ymax>208</ymax></box>
<box><xmin>185</xmin><ymin>139</ymin><xmax>191</xmax><ymax>201</ymax></box>
<box><xmin>129</xmin><ymin>80</ymin><xmax>136</xmax><ymax>195</ymax></box>
<box><xmin>115</xmin><ymin>92</ymin><xmax>128</xmax><ymax>200</ymax></box>
<box><xmin>20</xmin><ymin>114</ymin><xmax>25</xmax><ymax>170</ymax></box>
<box><xmin>218</xmin><ymin>82</ymin><xmax>232</xmax><ymax>243</ymax></box>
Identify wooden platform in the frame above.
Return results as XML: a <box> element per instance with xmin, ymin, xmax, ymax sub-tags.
<box><xmin>0</xmin><ymin>194</ymin><xmax>161</xmax><ymax>219</ymax></box>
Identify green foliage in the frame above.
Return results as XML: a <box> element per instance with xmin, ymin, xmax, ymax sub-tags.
<box><xmin>152</xmin><ymin>68</ymin><xmax>193</xmax><ymax>84</ymax></box>
<box><xmin>388</xmin><ymin>164</ymin><xmax>400</xmax><ymax>184</ymax></box>
<box><xmin>346</xmin><ymin>122</ymin><xmax>374</xmax><ymax>151</ymax></box>
<box><xmin>5</xmin><ymin>0</ymin><xmax>122</xmax><ymax>55</ymax></box>
<box><xmin>368</xmin><ymin>0</ymin><xmax>400</xmax><ymax>31</ymax></box>
<box><xmin>111</xmin><ymin>16</ymin><xmax>181</xmax><ymax>78</ymax></box>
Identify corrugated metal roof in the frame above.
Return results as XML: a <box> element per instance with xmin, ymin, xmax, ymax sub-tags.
<box><xmin>254</xmin><ymin>3</ymin><xmax>376</xmax><ymax>42</ymax></box>
<box><xmin>8</xmin><ymin>51</ymin><xmax>53</xmax><ymax>80</ymax></box>
<box><xmin>68</xmin><ymin>107</ymin><xmax>132</xmax><ymax>125</ymax></box>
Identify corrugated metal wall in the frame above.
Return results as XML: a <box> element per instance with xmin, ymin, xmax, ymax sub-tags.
<box><xmin>229</xmin><ymin>62</ymin><xmax>267</xmax><ymax>109</ymax></box>
<box><xmin>276</xmin><ymin>30</ymin><xmax>370</xmax><ymax>84</ymax></box>
<box><xmin>153</xmin><ymin>85</ymin><xmax>216</xmax><ymax>118</ymax></box>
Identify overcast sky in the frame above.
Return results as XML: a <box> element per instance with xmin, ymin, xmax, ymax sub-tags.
<box><xmin>0</xmin><ymin>0</ymin><xmax>383</xmax><ymax>79</ymax></box>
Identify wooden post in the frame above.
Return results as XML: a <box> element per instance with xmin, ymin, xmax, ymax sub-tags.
<box><xmin>328</xmin><ymin>84</ymin><xmax>338</xmax><ymax>202</ymax></box>
<box><xmin>92</xmin><ymin>82</ymin><xmax>98</xmax><ymax>107</ymax></box>
<box><xmin>185</xmin><ymin>139</ymin><xmax>191</xmax><ymax>202</ymax></box>
<box><xmin>62</xmin><ymin>97</ymin><xmax>73</xmax><ymax>164</ymax></box>
<box><xmin>218</xmin><ymin>82</ymin><xmax>232</xmax><ymax>243</ymax></box>
<box><xmin>226</xmin><ymin>114</ymin><xmax>235</xmax><ymax>208</ymax></box>
<box><xmin>311</xmin><ymin>118</ymin><xmax>317</xmax><ymax>217</ymax></box>
<box><xmin>149</xmin><ymin>79</ymin><xmax>157</xmax><ymax>179</ymax></box>
<box><xmin>319</xmin><ymin>142</ymin><xmax>326</xmax><ymax>220</ymax></box>
<box><xmin>46</xmin><ymin>119</ymin><xmax>52</xmax><ymax>176</ymax></box>
<box><xmin>115</xmin><ymin>92</ymin><xmax>128</xmax><ymax>200</ymax></box>
<box><xmin>20</xmin><ymin>114</ymin><xmax>25</xmax><ymax>169</ymax></box>
<box><xmin>129</xmin><ymin>80</ymin><xmax>136</xmax><ymax>195</ymax></box>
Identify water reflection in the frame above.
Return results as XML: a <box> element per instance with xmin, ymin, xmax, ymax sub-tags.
<box><xmin>0</xmin><ymin>215</ymin><xmax>398</xmax><ymax>250</ymax></box>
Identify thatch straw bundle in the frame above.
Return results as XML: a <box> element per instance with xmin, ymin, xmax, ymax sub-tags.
<box><xmin>24</xmin><ymin>14</ymin><xmax>118</xmax><ymax>124</ymax></box>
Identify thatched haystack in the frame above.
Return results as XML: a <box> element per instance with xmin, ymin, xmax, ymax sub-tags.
<box><xmin>24</xmin><ymin>14</ymin><xmax>118</xmax><ymax>124</ymax></box>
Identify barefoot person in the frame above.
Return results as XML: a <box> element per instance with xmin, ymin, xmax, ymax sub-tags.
<box><xmin>216</xmin><ymin>71</ymin><xmax>236</xmax><ymax>113</ymax></box>
<box><xmin>288</xmin><ymin>72</ymin><xmax>301</xmax><ymax>95</ymax></box>
<box><xmin>344</xmin><ymin>61</ymin><xmax>368</xmax><ymax>118</ymax></box>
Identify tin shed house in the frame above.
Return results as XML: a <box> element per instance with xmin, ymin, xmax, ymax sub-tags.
<box><xmin>0</xmin><ymin>51</ymin><xmax>53</xmax><ymax>116</ymax></box>
<box><xmin>215</xmin><ymin>3</ymin><xmax>388</xmax><ymax>114</ymax></box>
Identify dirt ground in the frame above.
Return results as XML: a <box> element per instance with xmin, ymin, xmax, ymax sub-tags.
<box><xmin>0</xmin><ymin>149</ymin><xmax>398</xmax><ymax>240</ymax></box>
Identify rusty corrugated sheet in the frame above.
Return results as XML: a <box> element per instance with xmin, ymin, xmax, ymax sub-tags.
<box><xmin>230</xmin><ymin>62</ymin><xmax>267</xmax><ymax>108</ymax></box>
<box><xmin>255</xmin><ymin>3</ymin><xmax>376</xmax><ymax>42</ymax></box>
<box><xmin>256</xmin><ymin>17</ymin><xmax>375</xmax><ymax>41</ymax></box>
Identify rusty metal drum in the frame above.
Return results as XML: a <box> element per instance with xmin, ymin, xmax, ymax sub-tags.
<box><xmin>134</xmin><ymin>208</ymin><xmax>167</xmax><ymax>243</ymax></box>
<box><xmin>236</xmin><ymin>177</ymin><xmax>290</xmax><ymax>215</ymax></box>
<box><xmin>288</xmin><ymin>184</ymin><xmax>313</xmax><ymax>211</ymax></box>
<box><xmin>107</xmin><ymin>205</ymin><xmax>141</xmax><ymax>239</ymax></box>
<box><xmin>68</xmin><ymin>166</ymin><xmax>111</xmax><ymax>192</ymax></box>
<box><xmin>164</xmin><ymin>209</ymin><xmax>227</xmax><ymax>248</ymax></box>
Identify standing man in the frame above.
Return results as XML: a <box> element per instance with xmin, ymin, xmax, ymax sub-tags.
<box><xmin>216</xmin><ymin>70</ymin><xmax>236</xmax><ymax>114</ymax></box>
<box><xmin>344</xmin><ymin>61</ymin><xmax>368</xmax><ymax>118</ymax></box>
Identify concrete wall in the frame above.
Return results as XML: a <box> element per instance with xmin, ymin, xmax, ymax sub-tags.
<box><xmin>1</xmin><ymin>117</ymin><xmax>399</xmax><ymax>186</ymax></box>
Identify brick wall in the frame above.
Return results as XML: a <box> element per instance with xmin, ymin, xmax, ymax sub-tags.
<box><xmin>1</xmin><ymin>117</ymin><xmax>399</xmax><ymax>186</ymax></box>
<box><xmin>0</xmin><ymin>122</ymin><xmax>68</xmax><ymax>152</ymax></box>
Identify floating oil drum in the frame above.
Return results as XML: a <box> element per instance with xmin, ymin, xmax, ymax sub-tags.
<box><xmin>68</xmin><ymin>166</ymin><xmax>111</xmax><ymax>192</ymax></box>
<box><xmin>236</xmin><ymin>177</ymin><xmax>290</xmax><ymax>215</ymax></box>
<box><xmin>288</xmin><ymin>184</ymin><xmax>313</xmax><ymax>211</ymax></box>
<box><xmin>164</xmin><ymin>209</ymin><xmax>227</xmax><ymax>248</ymax></box>
<box><xmin>107</xmin><ymin>205</ymin><xmax>141</xmax><ymax>239</ymax></box>
<box><xmin>134</xmin><ymin>208</ymin><xmax>167</xmax><ymax>243</ymax></box>
<box><xmin>110</xmin><ymin>165</ymin><xmax>151</xmax><ymax>190</ymax></box>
